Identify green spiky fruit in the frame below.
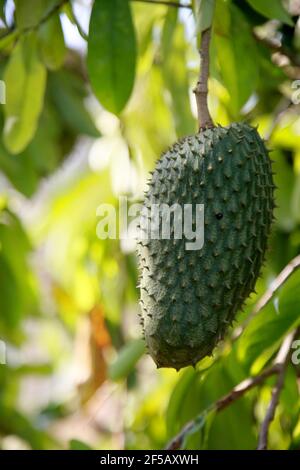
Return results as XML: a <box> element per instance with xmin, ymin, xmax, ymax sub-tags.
<box><xmin>137</xmin><ymin>123</ymin><xmax>275</xmax><ymax>370</ymax></box>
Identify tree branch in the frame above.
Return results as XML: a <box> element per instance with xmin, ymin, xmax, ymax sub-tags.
<box><xmin>257</xmin><ymin>331</ymin><xmax>297</xmax><ymax>450</ymax></box>
<box><xmin>130</xmin><ymin>0</ymin><xmax>192</xmax><ymax>9</ymax></box>
<box><xmin>166</xmin><ymin>363</ymin><xmax>280</xmax><ymax>450</ymax></box>
<box><xmin>193</xmin><ymin>28</ymin><xmax>214</xmax><ymax>130</ymax></box>
<box><xmin>233</xmin><ymin>254</ymin><xmax>300</xmax><ymax>341</ymax></box>
<box><xmin>214</xmin><ymin>365</ymin><xmax>281</xmax><ymax>412</ymax></box>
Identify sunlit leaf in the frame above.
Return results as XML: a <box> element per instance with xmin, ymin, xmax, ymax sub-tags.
<box><xmin>3</xmin><ymin>33</ymin><xmax>47</xmax><ymax>154</ymax></box>
<box><xmin>0</xmin><ymin>255</ymin><xmax>22</xmax><ymax>328</ymax></box>
<box><xmin>213</xmin><ymin>0</ymin><xmax>230</xmax><ymax>36</ymax></box>
<box><xmin>38</xmin><ymin>13</ymin><xmax>66</xmax><ymax>70</ymax></box>
<box><xmin>161</xmin><ymin>10</ymin><xmax>195</xmax><ymax>137</ymax></box>
<box><xmin>14</xmin><ymin>0</ymin><xmax>58</xmax><ymax>29</ymax></box>
<box><xmin>108</xmin><ymin>339</ymin><xmax>145</xmax><ymax>381</ymax></box>
<box><xmin>87</xmin><ymin>0</ymin><xmax>137</xmax><ymax>114</ymax></box>
<box><xmin>10</xmin><ymin>364</ymin><xmax>53</xmax><ymax>376</ymax></box>
<box><xmin>0</xmin><ymin>30</ymin><xmax>18</xmax><ymax>51</ymax></box>
<box><xmin>194</xmin><ymin>0</ymin><xmax>215</xmax><ymax>35</ymax></box>
<box><xmin>0</xmin><ymin>209</ymin><xmax>36</xmax><ymax>332</ymax></box>
<box><xmin>214</xmin><ymin>4</ymin><xmax>258</xmax><ymax>116</ymax></box>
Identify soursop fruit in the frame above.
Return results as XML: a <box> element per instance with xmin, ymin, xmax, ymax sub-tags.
<box><xmin>137</xmin><ymin>123</ymin><xmax>275</xmax><ymax>370</ymax></box>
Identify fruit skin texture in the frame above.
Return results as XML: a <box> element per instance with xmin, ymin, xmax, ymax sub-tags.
<box><xmin>137</xmin><ymin>123</ymin><xmax>275</xmax><ymax>370</ymax></box>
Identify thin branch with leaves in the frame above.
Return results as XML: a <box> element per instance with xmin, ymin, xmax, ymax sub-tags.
<box><xmin>233</xmin><ymin>254</ymin><xmax>300</xmax><ymax>341</ymax></box>
<box><xmin>166</xmin><ymin>363</ymin><xmax>280</xmax><ymax>450</ymax></box>
<box><xmin>166</xmin><ymin>328</ymin><xmax>297</xmax><ymax>450</ymax></box>
<box><xmin>257</xmin><ymin>330</ymin><xmax>298</xmax><ymax>450</ymax></box>
<box><xmin>0</xmin><ymin>0</ymin><xmax>68</xmax><ymax>41</ymax></box>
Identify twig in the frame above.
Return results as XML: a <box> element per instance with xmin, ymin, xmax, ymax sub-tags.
<box><xmin>0</xmin><ymin>0</ymin><xmax>68</xmax><ymax>42</ymax></box>
<box><xmin>253</xmin><ymin>31</ymin><xmax>300</xmax><ymax>79</ymax></box>
<box><xmin>248</xmin><ymin>257</ymin><xmax>300</xmax><ymax>316</ymax></box>
<box><xmin>27</xmin><ymin>0</ymin><xmax>68</xmax><ymax>31</ymax></box>
<box><xmin>233</xmin><ymin>254</ymin><xmax>300</xmax><ymax>341</ymax></box>
<box><xmin>264</xmin><ymin>97</ymin><xmax>292</xmax><ymax>141</ymax></box>
<box><xmin>166</xmin><ymin>364</ymin><xmax>280</xmax><ymax>450</ymax></box>
<box><xmin>130</xmin><ymin>0</ymin><xmax>192</xmax><ymax>9</ymax></box>
<box><xmin>167</xmin><ymin>328</ymin><xmax>298</xmax><ymax>450</ymax></box>
<box><xmin>214</xmin><ymin>365</ymin><xmax>281</xmax><ymax>412</ymax></box>
<box><xmin>264</xmin><ymin>102</ymin><xmax>300</xmax><ymax>141</ymax></box>
<box><xmin>193</xmin><ymin>28</ymin><xmax>214</xmax><ymax>130</ymax></box>
<box><xmin>257</xmin><ymin>331</ymin><xmax>297</xmax><ymax>450</ymax></box>
<box><xmin>253</xmin><ymin>31</ymin><xmax>300</xmax><ymax>68</ymax></box>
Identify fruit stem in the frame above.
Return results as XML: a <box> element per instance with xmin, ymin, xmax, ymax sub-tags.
<box><xmin>193</xmin><ymin>28</ymin><xmax>214</xmax><ymax>130</ymax></box>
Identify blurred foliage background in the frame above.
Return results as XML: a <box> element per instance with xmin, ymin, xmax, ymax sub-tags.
<box><xmin>0</xmin><ymin>0</ymin><xmax>299</xmax><ymax>450</ymax></box>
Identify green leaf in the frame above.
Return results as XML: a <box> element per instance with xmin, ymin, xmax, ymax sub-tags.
<box><xmin>0</xmin><ymin>255</ymin><xmax>22</xmax><ymax>328</ymax></box>
<box><xmin>167</xmin><ymin>360</ymin><xmax>256</xmax><ymax>449</ymax></box>
<box><xmin>182</xmin><ymin>409</ymin><xmax>211</xmax><ymax>449</ymax></box>
<box><xmin>108</xmin><ymin>339</ymin><xmax>145</xmax><ymax>381</ymax></box>
<box><xmin>0</xmin><ymin>30</ymin><xmax>19</xmax><ymax>51</ymax></box>
<box><xmin>212</xmin><ymin>0</ymin><xmax>230</xmax><ymax>36</ymax></box>
<box><xmin>0</xmin><ymin>403</ymin><xmax>55</xmax><ymax>449</ymax></box>
<box><xmin>0</xmin><ymin>100</ymin><xmax>66</xmax><ymax>196</ymax></box>
<box><xmin>200</xmin><ymin>408</ymin><xmax>216</xmax><ymax>450</ymax></box>
<box><xmin>38</xmin><ymin>13</ymin><xmax>66</xmax><ymax>70</ymax></box>
<box><xmin>20</xmin><ymin>104</ymin><xmax>64</xmax><ymax>174</ymax></box>
<box><xmin>48</xmin><ymin>70</ymin><xmax>100</xmax><ymax>137</ymax></box>
<box><xmin>161</xmin><ymin>10</ymin><xmax>195</xmax><ymax>137</ymax></box>
<box><xmin>14</xmin><ymin>0</ymin><xmax>58</xmax><ymax>29</ymax></box>
<box><xmin>10</xmin><ymin>363</ymin><xmax>53</xmax><ymax>376</ymax></box>
<box><xmin>0</xmin><ymin>141</ymin><xmax>38</xmax><ymax>196</ymax></box>
<box><xmin>246</xmin><ymin>0</ymin><xmax>293</xmax><ymax>26</ymax></box>
<box><xmin>237</xmin><ymin>270</ymin><xmax>300</xmax><ymax>373</ymax></box>
<box><xmin>69</xmin><ymin>439</ymin><xmax>93</xmax><ymax>450</ymax></box>
<box><xmin>0</xmin><ymin>210</ymin><xmax>36</xmax><ymax>331</ymax></box>
<box><xmin>280</xmin><ymin>365</ymin><xmax>299</xmax><ymax>420</ymax></box>
<box><xmin>3</xmin><ymin>33</ymin><xmax>47</xmax><ymax>154</ymax></box>
<box><xmin>63</xmin><ymin>2</ymin><xmax>88</xmax><ymax>40</ymax></box>
<box><xmin>272</xmin><ymin>150</ymin><xmax>296</xmax><ymax>232</ymax></box>
<box><xmin>0</xmin><ymin>0</ymin><xmax>7</xmax><ymax>26</ymax></box>
<box><xmin>278</xmin><ymin>268</ymin><xmax>300</xmax><ymax>319</ymax></box>
<box><xmin>87</xmin><ymin>0</ymin><xmax>137</xmax><ymax>114</ymax></box>
<box><xmin>204</xmin><ymin>364</ymin><xmax>256</xmax><ymax>450</ymax></box>
<box><xmin>194</xmin><ymin>0</ymin><xmax>215</xmax><ymax>35</ymax></box>
<box><xmin>214</xmin><ymin>4</ymin><xmax>258</xmax><ymax>116</ymax></box>
<box><xmin>292</xmin><ymin>175</ymin><xmax>300</xmax><ymax>225</ymax></box>
<box><xmin>166</xmin><ymin>368</ymin><xmax>197</xmax><ymax>437</ymax></box>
